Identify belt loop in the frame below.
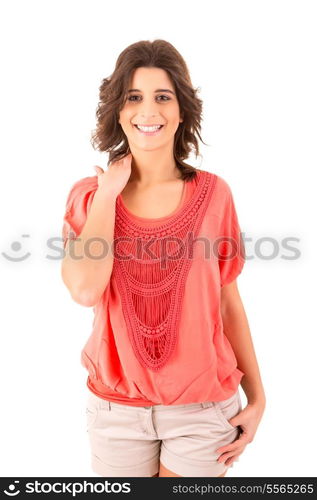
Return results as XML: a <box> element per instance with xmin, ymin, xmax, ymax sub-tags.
<box><xmin>108</xmin><ymin>401</ymin><xmax>111</xmax><ymax>411</ymax></box>
<box><xmin>201</xmin><ymin>401</ymin><xmax>213</xmax><ymax>409</ymax></box>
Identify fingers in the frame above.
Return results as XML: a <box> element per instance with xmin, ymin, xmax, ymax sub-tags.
<box><xmin>216</xmin><ymin>435</ymin><xmax>248</xmax><ymax>454</ymax></box>
<box><xmin>93</xmin><ymin>165</ymin><xmax>104</xmax><ymax>175</ymax></box>
<box><xmin>217</xmin><ymin>442</ymin><xmax>245</xmax><ymax>465</ymax></box>
<box><xmin>218</xmin><ymin>451</ymin><xmax>239</xmax><ymax>464</ymax></box>
<box><xmin>122</xmin><ymin>152</ymin><xmax>133</xmax><ymax>164</ymax></box>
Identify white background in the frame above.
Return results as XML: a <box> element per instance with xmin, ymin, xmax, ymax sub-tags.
<box><xmin>0</xmin><ymin>0</ymin><xmax>316</xmax><ymax>477</ymax></box>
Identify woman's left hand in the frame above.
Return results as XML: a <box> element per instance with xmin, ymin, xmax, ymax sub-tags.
<box><xmin>215</xmin><ymin>400</ymin><xmax>266</xmax><ymax>467</ymax></box>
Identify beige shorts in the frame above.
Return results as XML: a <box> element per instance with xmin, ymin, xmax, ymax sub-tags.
<box><xmin>85</xmin><ymin>389</ymin><xmax>243</xmax><ymax>477</ymax></box>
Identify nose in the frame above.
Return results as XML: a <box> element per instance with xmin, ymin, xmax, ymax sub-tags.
<box><xmin>139</xmin><ymin>103</ymin><xmax>160</xmax><ymax>120</ymax></box>
<box><xmin>140</xmin><ymin>112</ymin><xmax>158</xmax><ymax>119</ymax></box>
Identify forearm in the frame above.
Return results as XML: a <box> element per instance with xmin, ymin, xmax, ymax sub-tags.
<box><xmin>221</xmin><ymin>297</ymin><xmax>266</xmax><ymax>406</ymax></box>
<box><xmin>61</xmin><ymin>188</ymin><xmax>117</xmax><ymax>306</ymax></box>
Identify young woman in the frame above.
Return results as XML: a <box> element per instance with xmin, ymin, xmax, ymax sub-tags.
<box><xmin>61</xmin><ymin>39</ymin><xmax>266</xmax><ymax>478</ymax></box>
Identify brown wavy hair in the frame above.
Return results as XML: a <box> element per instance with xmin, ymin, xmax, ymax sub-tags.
<box><xmin>90</xmin><ymin>39</ymin><xmax>210</xmax><ymax>181</ymax></box>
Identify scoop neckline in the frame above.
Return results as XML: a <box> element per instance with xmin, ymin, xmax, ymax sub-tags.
<box><xmin>117</xmin><ymin>176</ymin><xmax>190</xmax><ymax>223</ymax></box>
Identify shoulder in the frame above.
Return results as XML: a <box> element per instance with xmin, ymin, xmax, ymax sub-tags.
<box><xmin>213</xmin><ymin>173</ymin><xmax>233</xmax><ymax>198</ymax></box>
<box><xmin>198</xmin><ymin>171</ymin><xmax>241</xmax><ymax>223</ymax></box>
<box><xmin>198</xmin><ymin>169</ymin><xmax>233</xmax><ymax>201</ymax></box>
<box><xmin>64</xmin><ymin>175</ymin><xmax>99</xmax><ymax>208</ymax></box>
<box><xmin>66</xmin><ymin>175</ymin><xmax>98</xmax><ymax>200</ymax></box>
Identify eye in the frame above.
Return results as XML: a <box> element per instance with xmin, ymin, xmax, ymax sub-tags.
<box><xmin>127</xmin><ymin>95</ymin><xmax>140</xmax><ymax>102</ymax></box>
<box><xmin>127</xmin><ymin>95</ymin><xmax>171</xmax><ymax>102</ymax></box>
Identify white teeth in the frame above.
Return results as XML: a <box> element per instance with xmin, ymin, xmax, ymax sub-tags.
<box><xmin>136</xmin><ymin>125</ymin><xmax>162</xmax><ymax>132</ymax></box>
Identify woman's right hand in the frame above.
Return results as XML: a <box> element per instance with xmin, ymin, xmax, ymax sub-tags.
<box><xmin>93</xmin><ymin>153</ymin><xmax>132</xmax><ymax>197</ymax></box>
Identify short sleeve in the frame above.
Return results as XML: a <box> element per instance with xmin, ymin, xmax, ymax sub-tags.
<box><xmin>62</xmin><ymin>175</ymin><xmax>98</xmax><ymax>249</ymax></box>
<box><xmin>217</xmin><ymin>183</ymin><xmax>246</xmax><ymax>287</ymax></box>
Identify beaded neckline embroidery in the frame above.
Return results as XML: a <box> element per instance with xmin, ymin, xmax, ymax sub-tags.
<box><xmin>112</xmin><ymin>170</ymin><xmax>218</xmax><ymax>371</ymax></box>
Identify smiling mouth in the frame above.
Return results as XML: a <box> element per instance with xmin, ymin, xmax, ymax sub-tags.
<box><xmin>133</xmin><ymin>124</ymin><xmax>164</xmax><ymax>135</ymax></box>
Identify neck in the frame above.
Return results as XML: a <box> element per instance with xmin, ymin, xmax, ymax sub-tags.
<box><xmin>128</xmin><ymin>150</ymin><xmax>181</xmax><ymax>187</ymax></box>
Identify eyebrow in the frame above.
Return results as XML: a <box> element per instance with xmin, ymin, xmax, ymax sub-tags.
<box><xmin>127</xmin><ymin>88</ymin><xmax>175</xmax><ymax>95</ymax></box>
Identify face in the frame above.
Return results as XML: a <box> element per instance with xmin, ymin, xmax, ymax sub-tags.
<box><xmin>118</xmin><ymin>67</ymin><xmax>183</xmax><ymax>153</ymax></box>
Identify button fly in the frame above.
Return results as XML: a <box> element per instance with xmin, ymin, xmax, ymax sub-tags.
<box><xmin>141</xmin><ymin>406</ymin><xmax>157</xmax><ymax>436</ymax></box>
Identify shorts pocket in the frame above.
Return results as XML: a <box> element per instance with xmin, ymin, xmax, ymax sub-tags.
<box><xmin>213</xmin><ymin>391</ymin><xmax>242</xmax><ymax>432</ymax></box>
<box><xmin>86</xmin><ymin>406</ymin><xmax>99</xmax><ymax>432</ymax></box>
<box><xmin>85</xmin><ymin>392</ymin><xmax>102</xmax><ymax>432</ymax></box>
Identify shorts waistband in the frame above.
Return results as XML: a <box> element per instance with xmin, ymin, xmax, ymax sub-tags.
<box><xmin>108</xmin><ymin>400</ymin><xmax>215</xmax><ymax>411</ymax></box>
<box><xmin>88</xmin><ymin>390</ymin><xmax>238</xmax><ymax>412</ymax></box>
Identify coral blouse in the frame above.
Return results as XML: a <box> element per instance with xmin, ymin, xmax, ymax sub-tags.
<box><xmin>62</xmin><ymin>168</ymin><xmax>246</xmax><ymax>406</ymax></box>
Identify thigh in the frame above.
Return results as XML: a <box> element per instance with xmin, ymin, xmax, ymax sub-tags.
<box><xmin>159</xmin><ymin>391</ymin><xmax>242</xmax><ymax>477</ymax></box>
<box><xmin>86</xmin><ymin>391</ymin><xmax>160</xmax><ymax>477</ymax></box>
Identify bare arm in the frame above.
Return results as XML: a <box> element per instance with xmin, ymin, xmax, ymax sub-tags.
<box><xmin>61</xmin><ymin>187</ymin><xmax>117</xmax><ymax>307</ymax></box>
<box><xmin>220</xmin><ymin>279</ymin><xmax>266</xmax><ymax>408</ymax></box>
<box><xmin>61</xmin><ymin>153</ymin><xmax>132</xmax><ymax>307</ymax></box>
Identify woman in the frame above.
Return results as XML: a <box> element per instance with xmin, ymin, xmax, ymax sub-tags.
<box><xmin>61</xmin><ymin>39</ymin><xmax>266</xmax><ymax>478</ymax></box>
